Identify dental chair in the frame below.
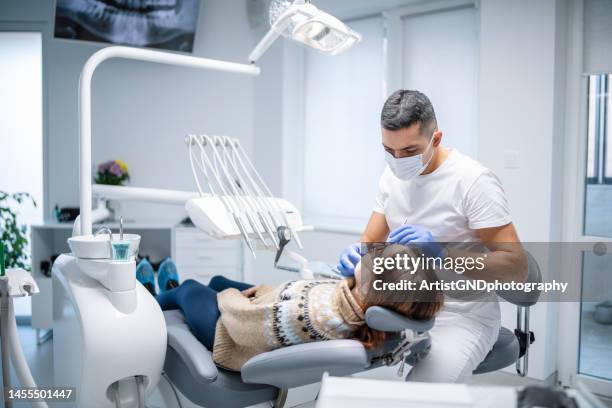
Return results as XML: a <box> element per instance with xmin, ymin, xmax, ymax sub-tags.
<box><xmin>162</xmin><ymin>305</ymin><xmax>433</xmax><ymax>407</ymax></box>
<box><xmin>162</xmin><ymin>251</ymin><xmax>541</xmax><ymax>407</ymax></box>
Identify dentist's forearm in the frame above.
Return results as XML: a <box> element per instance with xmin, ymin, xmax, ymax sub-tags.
<box><xmin>361</xmin><ymin>212</ymin><xmax>390</xmax><ymax>243</ymax></box>
<box><xmin>445</xmin><ymin>246</ymin><xmax>528</xmax><ymax>283</ymax></box>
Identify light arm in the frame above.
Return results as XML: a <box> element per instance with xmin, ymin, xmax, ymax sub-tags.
<box><xmin>78</xmin><ymin>46</ymin><xmax>260</xmax><ymax>236</ymax></box>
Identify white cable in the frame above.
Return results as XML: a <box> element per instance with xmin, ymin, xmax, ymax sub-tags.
<box><xmin>6</xmin><ymin>300</ymin><xmax>48</xmax><ymax>408</ymax></box>
<box><xmin>234</xmin><ymin>139</ymin><xmax>303</xmax><ymax>248</ymax></box>
<box><xmin>214</xmin><ymin>136</ymin><xmax>275</xmax><ymax>247</ymax></box>
<box><xmin>136</xmin><ymin>376</ymin><xmax>145</xmax><ymax>408</ymax></box>
<box><xmin>1</xmin><ymin>290</ymin><xmax>13</xmax><ymax>408</ymax></box>
<box><xmin>226</xmin><ymin>137</ymin><xmax>283</xmax><ymax>229</ymax></box>
<box><xmin>206</xmin><ymin>135</ymin><xmax>269</xmax><ymax>247</ymax></box>
<box><xmin>195</xmin><ymin>135</ymin><xmax>257</xmax><ymax>256</ymax></box>
<box><xmin>161</xmin><ymin>372</ymin><xmax>182</xmax><ymax>408</ymax></box>
<box><xmin>196</xmin><ymin>135</ymin><xmax>243</xmax><ymax>219</ymax></box>
<box><xmin>112</xmin><ymin>382</ymin><xmax>121</xmax><ymax>408</ymax></box>
<box><xmin>218</xmin><ymin>136</ymin><xmax>279</xmax><ymax>248</ymax></box>
<box><xmin>191</xmin><ymin>135</ymin><xmax>217</xmax><ymax>195</ymax></box>
<box><xmin>188</xmin><ymin>135</ymin><xmax>205</xmax><ymax>196</ymax></box>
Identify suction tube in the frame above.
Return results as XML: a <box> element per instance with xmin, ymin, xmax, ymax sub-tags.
<box><xmin>1</xmin><ymin>289</ymin><xmax>12</xmax><ymax>408</ymax></box>
<box><xmin>1</xmin><ymin>292</ymin><xmax>48</xmax><ymax>408</ymax></box>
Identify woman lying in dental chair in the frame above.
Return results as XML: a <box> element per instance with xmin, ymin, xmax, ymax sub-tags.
<box><xmin>156</xmin><ymin>246</ymin><xmax>443</xmax><ymax>372</ymax></box>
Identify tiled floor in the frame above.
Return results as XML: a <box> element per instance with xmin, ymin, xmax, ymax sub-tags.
<box><xmin>579</xmin><ymin>311</ymin><xmax>612</xmax><ymax>381</ymax></box>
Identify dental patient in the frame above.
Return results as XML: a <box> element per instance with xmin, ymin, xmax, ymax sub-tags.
<box><xmin>155</xmin><ymin>246</ymin><xmax>443</xmax><ymax>371</ymax></box>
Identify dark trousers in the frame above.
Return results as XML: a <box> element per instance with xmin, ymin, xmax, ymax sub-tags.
<box><xmin>156</xmin><ymin>276</ymin><xmax>253</xmax><ymax>350</ymax></box>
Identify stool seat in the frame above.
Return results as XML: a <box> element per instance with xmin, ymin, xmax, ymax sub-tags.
<box><xmin>473</xmin><ymin>327</ymin><xmax>519</xmax><ymax>374</ymax></box>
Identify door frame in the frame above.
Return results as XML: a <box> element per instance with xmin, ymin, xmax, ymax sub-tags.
<box><xmin>558</xmin><ymin>0</ymin><xmax>612</xmax><ymax>397</ymax></box>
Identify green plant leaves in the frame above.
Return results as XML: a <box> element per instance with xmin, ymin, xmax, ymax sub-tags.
<box><xmin>0</xmin><ymin>191</ymin><xmax>37</xmax><ymax>270</ymax></box>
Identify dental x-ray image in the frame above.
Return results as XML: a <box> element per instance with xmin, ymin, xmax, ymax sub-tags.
<box><xmin>54</xmin><ymin>0</ymin><xmax>200</xmax><ymax>52</ymax></box>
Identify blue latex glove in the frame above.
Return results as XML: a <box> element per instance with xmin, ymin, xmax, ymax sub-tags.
<box><xmin>336</xmin><ymin>243</ymin><xmax>362</xmax><ymax>277</ymax></box>
<box><xmin>388</xmin><ymin>224</ymin><xmax>444</xmax><ymax>258</ymax></box>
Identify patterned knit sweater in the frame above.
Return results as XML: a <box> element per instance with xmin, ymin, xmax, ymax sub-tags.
<box><xmin>212</xmin><ymin>279</ymin><xmax>365</xmax><ymax>371</ymax></box>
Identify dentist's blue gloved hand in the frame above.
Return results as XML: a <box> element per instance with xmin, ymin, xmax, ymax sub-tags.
<box><xmin>336</xmin><ymin>243</ymin><xmax>362</xmax><ymax>277</ymax></box>
<box><xmin>388</xmin><ymin>224</ymin><xmax>444</xmax><ymax>259</ymax></box>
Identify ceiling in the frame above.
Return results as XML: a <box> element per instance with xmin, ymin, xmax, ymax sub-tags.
<box><xmin>314</xmin><ymin>0</ymin><xmax>424</xmax><ymax>19</ymax></box>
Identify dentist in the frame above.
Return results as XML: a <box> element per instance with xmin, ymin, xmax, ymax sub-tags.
<box><xmin>337</xmin><ymin>90</ymin><xmax>527</xmax><ymax>383</ymax></box>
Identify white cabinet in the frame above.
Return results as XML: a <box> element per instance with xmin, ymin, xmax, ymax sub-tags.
<box><xmin>171</xmin><ymin>226</ymin><xmax>243</xmax><ymax>284</ymax></box>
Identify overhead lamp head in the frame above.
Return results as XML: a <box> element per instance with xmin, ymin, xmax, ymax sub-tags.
<box><xmin>248</xmin><ymin>0</ymin><xmax>361</xmax><ymax>63</ymax></box>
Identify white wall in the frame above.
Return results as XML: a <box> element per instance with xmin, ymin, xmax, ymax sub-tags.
<box><xmin>479</xmin><ymin>0</ymin><xmax>567</xmax><ymax>380</ymax></box>
<box><xmin>0</xmin><ymin>0</ymin><xmax>259</xmax><ymax>224</ymax></box>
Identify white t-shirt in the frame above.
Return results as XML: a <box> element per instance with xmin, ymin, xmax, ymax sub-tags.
<box><xmin>374</xmin><ymin>149</ymin><xmax>511</xmax><ymax>326</ymax></box>
<box><xmin>374</xmin><ymin>149</ymin><xmax>511</xmax><ymax>241</ymax></box>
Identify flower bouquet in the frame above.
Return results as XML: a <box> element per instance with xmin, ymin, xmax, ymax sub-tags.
<box><xmin>95</xmin><ymin>159</ymin><xmax>130</xmax><ymax>186</ymax></box>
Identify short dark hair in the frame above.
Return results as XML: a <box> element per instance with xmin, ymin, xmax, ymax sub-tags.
<box><xmin>381</xmin><ymin>90</ymin><xmax>437</xmax><ymax>135</ymax></box>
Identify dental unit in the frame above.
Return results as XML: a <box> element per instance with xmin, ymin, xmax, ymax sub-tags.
<box><xmin>4</xmin><ymin>1</ymin><xmax>542</xmax><ymax>405</ymax></box>
<box><xmin>48</xmin><ymin>2</ymin><xmax>362</xmax><ymax>406</ymax></box>
<box><xmin>46</xmin><ymin>3</ymin><xmax>541</xmax><ymax>405</ymax></box>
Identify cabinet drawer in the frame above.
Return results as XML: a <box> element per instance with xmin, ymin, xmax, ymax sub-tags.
<box><xmin>174</xmin><ymin>247</ymin><xmax>240</xmax><ymax>268</ymax></box>
<box><xmin>174</xmin><ymin>230</ymin><xmax>240</xmax><ymax>250</ymax></box>
<box><xmin>177</xmin><ymin>266</ymin><xmax>241</xmax><ymax>284</ymax></box>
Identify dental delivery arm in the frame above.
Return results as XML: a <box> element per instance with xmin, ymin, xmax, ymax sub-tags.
<box><xmin>360</xmin><ymin>212</ymin><xmax>528</xmax><ymax>284</ymax></box>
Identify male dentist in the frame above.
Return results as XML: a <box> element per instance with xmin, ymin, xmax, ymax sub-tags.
<box><xmin>337</xmin><ymin>90</ymin><xmax>527</xmax><ymax>383</ymax></box>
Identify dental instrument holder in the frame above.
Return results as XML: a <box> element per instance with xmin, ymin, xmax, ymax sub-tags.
<box><xmin>185</xmin><ymin>134</ymin><xmax>307</xmax><ymax>262</ymax></box>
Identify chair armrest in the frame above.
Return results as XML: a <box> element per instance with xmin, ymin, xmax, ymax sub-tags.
<box><xmin>164</xmin><ymin>310</ymin><xmax>218</xmax><ymax>383</ymax></box>
<box><xmin>241</xmin><ymin>340</ymin><xmax>368</xmax><ymax>389</ymax></box>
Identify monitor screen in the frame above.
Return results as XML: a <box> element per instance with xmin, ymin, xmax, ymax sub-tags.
<box><xmin>54</xmin><ymin>0</ymin><xmax>200</xmax><ymax>53</ymax></box>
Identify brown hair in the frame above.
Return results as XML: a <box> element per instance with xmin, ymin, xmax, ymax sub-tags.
<box><xmin>352</xmin><ymin>245</ymin><xmax>443</xmax><ymax>349</ymax></box>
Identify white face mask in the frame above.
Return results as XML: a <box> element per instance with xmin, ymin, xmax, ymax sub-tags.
<box><xmin>384</xmin><ymin>136</ymin><xmax>435</xmax><ymax>181</ymax></box>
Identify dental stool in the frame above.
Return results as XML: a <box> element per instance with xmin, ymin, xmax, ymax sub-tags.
<box><xmin>473</xmin><ymin>250</ymin><xmax>542</xmax><ymax>376</ymax></box>
<box><xmin>162</xmin><ymin>306</ymin><xmax>434</xmax><ymax>408</ymax></box>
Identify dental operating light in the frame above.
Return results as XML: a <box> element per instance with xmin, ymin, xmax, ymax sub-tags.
<box><xmin>248</xmin><ymin>0</ymin><xmax>361</xmax><ymax>63</ymax></box>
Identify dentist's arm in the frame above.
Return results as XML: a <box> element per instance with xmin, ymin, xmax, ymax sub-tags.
<box><xmin>388</xmin><ymin>222</ymin><xmax>528</xmax><ymax>283</ymax></box>
<box><xmin>337</xmin><ymin>212</ymin><xmax>390</xmax><ymax>276</ymax></box>
<box><xmin>452</xmin><ymin>223</ymin><xmax>528</xmax><ymax>283</ymax></box>
<box><xmin>361</xmin><ymin>212</ymin><xmax>390</xmax><ymax>242</ymax></box>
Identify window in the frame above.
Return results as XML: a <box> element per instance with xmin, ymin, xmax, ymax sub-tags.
<box><xmin>584</xmin><ymin>74</ymin><xmax>612</xmax><ymax>237</ymax></box>
<box><xmin>301</xmin><ymin>16</ymin><xmax>386</xmax><ymax>227</ymax></box>
<box><xmin>399</xmin><ymin>6</ymin><xmax>479</xmax><ymax>158</ymax></box>
<box><xmin>295</xmin><ymin>2</ymin><xmax>479</xmax><ymax>230</ymax></box>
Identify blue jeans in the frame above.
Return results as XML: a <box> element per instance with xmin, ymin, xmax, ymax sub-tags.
<box><xmin>155</xmin><ymin>276</ymin><xmax>253</xmax><ymax>350</ymax></box>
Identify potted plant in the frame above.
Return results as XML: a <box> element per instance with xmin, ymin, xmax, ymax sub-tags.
<box><xmin>0</xmin><ymin>191</ymin><xmax>37</xmax><ymax>270</ymax></box>
<box><xmin>94</xmin><ymin>159</ymin><xmax>130</xmax><ymax>219</ymax></box>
